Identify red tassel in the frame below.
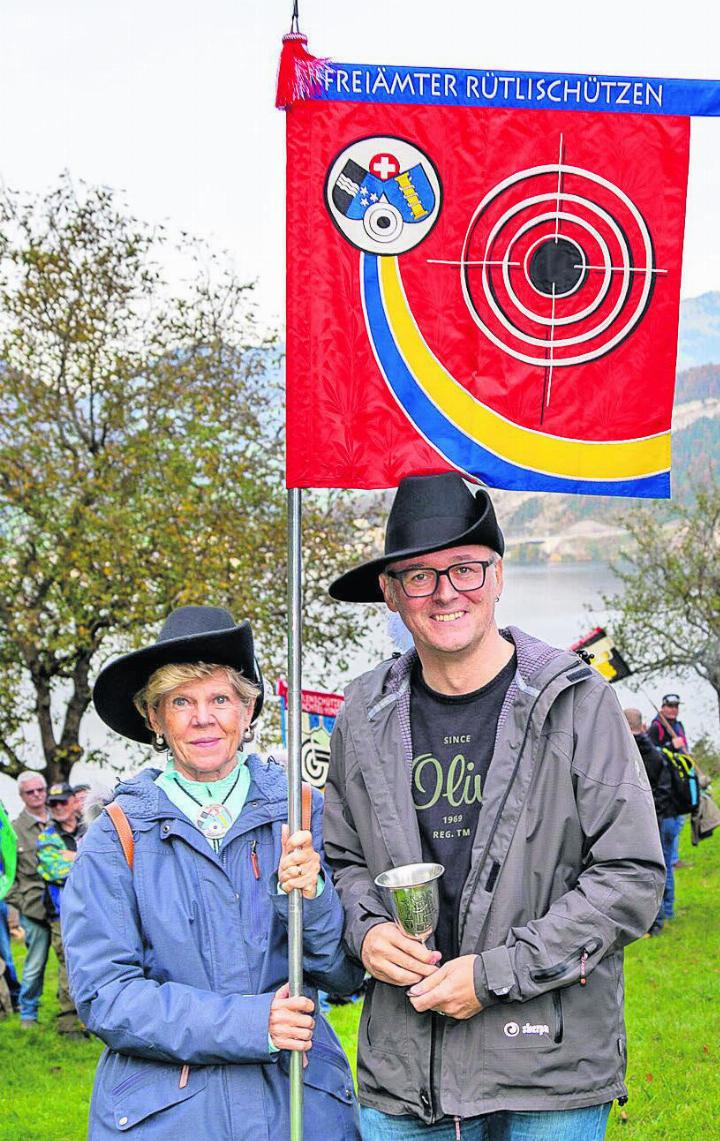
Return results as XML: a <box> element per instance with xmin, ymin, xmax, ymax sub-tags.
<box><xmin>275</xmin><ymin>32</ymin><xmax>331</xmax><ymax>110</ymax></box>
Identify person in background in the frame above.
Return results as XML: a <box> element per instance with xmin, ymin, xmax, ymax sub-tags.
<box><xmin>6</xmin><ymin>771</ymin><xmax>51</xmax><ymax>1028</ymax></box>
<box><xmin>0</xmin><ymin>797</ymin><xmax>19</xmax><ymax>1013</ymax></box>
<box><xmin>37</xmin><ymin>783</ymin><xmax>86</xmax><ymax>1036</ymax></box>
<box><xmin>623</xmin><ymin>709</ymin><xmax>675</xmax><ymax>936</ymax></box>
<box><xmin>648</xmin><ymin>694</ymin><xmax>690</xmax><ymax>872</ymax></box>
<box><xmin>71</xmin><ymin>783</ymin><xmax>91</xmax><ymax>818</ymax></box>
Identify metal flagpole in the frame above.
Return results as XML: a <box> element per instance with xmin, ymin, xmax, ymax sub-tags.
<box><xmin>287</xmin><ymin>486</ymin><xmax>304</xmax><ymax>1141</ymax></box>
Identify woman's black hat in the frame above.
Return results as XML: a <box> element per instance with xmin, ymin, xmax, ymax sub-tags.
<box><xmin>330</xmin><ymin>472</ymin><xmax>505</xmax><ymax>603</ymax></box>
<box><xmin>93</xmin><ymin>605</ymin><xmax>264</xmax><ymax>744</ymax></box>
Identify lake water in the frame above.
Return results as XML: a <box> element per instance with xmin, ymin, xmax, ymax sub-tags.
<box><xmin>334</xmin><ymin>560</ymin><xmax>718</xmax><ymax>743</ymax></box>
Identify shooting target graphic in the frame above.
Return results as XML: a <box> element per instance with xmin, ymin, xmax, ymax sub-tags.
<box><xmin>353</xmin><ymin>132</ymin><xmax>673</xmax><ymax>494</ymax></box>
<box><xmin>459</xmin><ymin>135</ymin><xmax>663</xmax><ymax>411</ymax></box>
<box><xmin>287</xmin><ymin>101</ymin><xmax>689</xmax><ymax>496</ymax></box>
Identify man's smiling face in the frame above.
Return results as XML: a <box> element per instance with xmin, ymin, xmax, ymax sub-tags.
<box><xmin>380</xmin><ymin>543</ymin><xmax>502</xmax><ymax>665</ymax></box>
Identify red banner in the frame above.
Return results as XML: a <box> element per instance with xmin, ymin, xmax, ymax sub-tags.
<box><xmin>276</xmin><ymin>678</ymin><xmax>344</xmax><ymax>718</ymax></box>
<box><xmin>286</xmin><ymin>98</ymin><xmax>689</xmax><ymax>497</ymax></box>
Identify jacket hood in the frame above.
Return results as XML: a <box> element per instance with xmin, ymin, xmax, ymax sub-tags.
<box><xmin>376</xmin><ymin>625</ymin><xmax>576</xmax><ymax>701</ymax></box>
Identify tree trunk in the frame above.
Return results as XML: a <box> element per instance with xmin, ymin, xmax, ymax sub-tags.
<box><xmin>33</xmin><ymin>669</ymin><xmax>58</xmax><ymax>781</ymax></box>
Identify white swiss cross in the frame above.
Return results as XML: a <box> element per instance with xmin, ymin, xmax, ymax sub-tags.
<box><xmin>369</xmin><ymin>152</ymin><xmax>400</xmax><ymax>180</ymax></box>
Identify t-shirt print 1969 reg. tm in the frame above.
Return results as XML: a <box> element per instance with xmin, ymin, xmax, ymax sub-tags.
<box><xmin>410</xmin><ymin>653</ymin><xmax>516</xmax><ymax>960</ymax></box>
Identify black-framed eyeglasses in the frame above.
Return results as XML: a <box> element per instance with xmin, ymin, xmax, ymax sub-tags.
<box><xmin>386</xmin><ymin>559</ymin><xmax>495</xmax><ymax>598</ymax></box>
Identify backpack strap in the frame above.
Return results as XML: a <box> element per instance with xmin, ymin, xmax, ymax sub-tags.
<box><xmin>105</xmin><ymin>802</ymin><xmax>134</xmax><ymax>870</ymax></box>
<box><xmin>301</xmin><ymin>782</ymin><xmax>312</xmax><ymax>832</ymax></box>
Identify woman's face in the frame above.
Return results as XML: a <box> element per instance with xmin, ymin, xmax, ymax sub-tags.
<box><xmin>149</xmin><ymin>670</ymin><xmax>253</xmax><ymax>782</ymax></box>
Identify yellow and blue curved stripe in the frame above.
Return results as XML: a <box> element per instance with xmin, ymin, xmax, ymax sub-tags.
<box><xmin>361</xmin><ymin>253</ymin><xmax>670</xmax><ymax>496</ymax></box>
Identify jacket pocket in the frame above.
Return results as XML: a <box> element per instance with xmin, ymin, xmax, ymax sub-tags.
<box><xmin>529</xmin><ymin>937</ymin><xmax>602</xmax><ymax>984</ymax></box>
<box><xmin>242</xmin><ymin>837</ymin><xmax>272</xmax><ymax>947</ymax></box>
<box><xmin>358</xmin><ymin>979</ymin><xmax>409</xmax><ymax>1059</ymax></box>
<box><xmin>483</xmin><ymin>991</ymin><xmax>561</xmax><ymax>1051</ymax></box>
<box><xmin>106</xmin><ymin>1056</ymin><xmax>209</xmax><ymax>1131</ymax></box>
<box><xmin>551</xmin><ymin>989</ymin><xmax>563</xmax><ymax>1044</ymax></box>
<box><xmin>279</xmin><ymin>1043</ymin><xmax>359</xmax><ymax>1140</ymax></box>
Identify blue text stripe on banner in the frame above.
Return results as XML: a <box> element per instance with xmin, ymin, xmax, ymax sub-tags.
<box><xmin>313</xmin><ymin>63</ymin><xmax>720</xmax><ymax>118</ymax></box>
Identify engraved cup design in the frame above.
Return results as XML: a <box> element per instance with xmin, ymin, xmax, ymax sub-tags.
<box><xmin>374</xmin><ymin>862</ymin><xmax>444</xmax><ymax>942</ymax></box>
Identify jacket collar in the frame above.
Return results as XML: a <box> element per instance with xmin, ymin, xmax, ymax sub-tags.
<box><xmin>113</xmin><ymin>754</ymin><xmax>288</xmax><ymax>825</ymax></box>
<box><xmin>17</xmin><ymin>807</ymin><xmax>49</xmax><ymax>829</ymax></box>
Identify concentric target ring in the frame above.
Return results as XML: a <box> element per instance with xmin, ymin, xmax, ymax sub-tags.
<box><xmin>460</xmin><ymin>162</ymin><xmax>656</xmax><ymax>369</ymax></box>
<box><xmin>476</xmin><ymin>194</ymin><xmax>632</xmax><ymax>351</ymax></box>
<box><xmin>501</xmin><ymin>208</ymin><xmax>616</xmax><ymax>328</ymax></box>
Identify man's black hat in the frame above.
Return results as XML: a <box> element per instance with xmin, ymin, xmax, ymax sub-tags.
<box><xmin>47</xmin><ymin>782</ymin><xmax>74</xmax><ymax>804</ymax></box>
<box><xmin>329</xmin><ymin>472</ymin><xmax>505</xmax><ymax>603</ymax></box>
<box><xmin>661</xmin><ymin>693</ymin><xmax>681</xmax><ymax>706</ymax></box>
<box><xmin>93</xmin><ymin>606</ymin><xmax>264</xmax><ymax>744</ymax></box>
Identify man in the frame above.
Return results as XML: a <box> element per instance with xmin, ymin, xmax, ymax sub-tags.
<box><xmin>6</xmin><ymin>771</ymin><xmax>51</xmax><ymax>1028</ymax></box>
<box><xmin>647</xmin><ymin>694</ymin><xmax>689</xmax><ymax>874</ymax></box>
<box><xmin>37</xmin><ymin>783</ymin><xmax>85</xmax><ymax>1036</ymax></box>
<box><xmin>324</xmin><ymin>473</ymin><xmax>665</xmax><ymax>1141</ymax></box>
<box><xmin>647</xmin><ymin>694</ymin><xmax>687</xmax><ymax>753</ymax></box>
<box><xmin>623</xmin><ymin>709</ymin><xmax>674</xmax><ymax>936</ymax></box>
<box><xmin>71</xmin><ymin>783</ymin><xmax>91</xmax><ymax>818</ymax></box>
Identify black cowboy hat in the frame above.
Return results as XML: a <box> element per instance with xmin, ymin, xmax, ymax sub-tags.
<box><xmin>93</xmin><ymin>605</ymin><xmax>264</xmax><ymax>744</ymax></box>
<box><xmin>330</xmin><ymin>472</ymin><xmax>504</xmax><ymax>603</ymax></box>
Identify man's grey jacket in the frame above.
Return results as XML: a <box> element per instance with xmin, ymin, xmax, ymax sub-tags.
<box><xmin>324</xmin><ymin>627</ymin><xmax>665</xmax><ymax>1121</ymax></box>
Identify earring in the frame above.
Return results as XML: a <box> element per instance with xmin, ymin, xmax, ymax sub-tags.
<box><xmin>155</xmin><ymin>733</ymin><xmax>165</xmax><ymax>748</ymax></box>
<box><xmin>495</xmin><ymin>596</ymin><xmax>501</xmax><ymax>603</ymax></box>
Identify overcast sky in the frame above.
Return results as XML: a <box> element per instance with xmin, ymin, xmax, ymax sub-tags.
<box><xmin>0</xmin><ymin>0</ymin><xmax>718</xmax><ymax>332</ymax></box>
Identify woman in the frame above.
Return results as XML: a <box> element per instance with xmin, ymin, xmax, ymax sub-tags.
<box><xmin>62</xmin><ymin>605</ymin><xmax>362</xmax><ymax>1139</ymax></box>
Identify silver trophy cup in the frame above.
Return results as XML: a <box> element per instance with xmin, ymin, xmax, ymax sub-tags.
<box><xmin>375</xmin><ymin>862</ymin><xmax>444</xmax><ymax>943</ymax></box>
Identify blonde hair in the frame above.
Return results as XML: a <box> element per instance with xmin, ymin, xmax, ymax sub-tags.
<box><xmin>134</xmin><ymin>661</ymin><xmax>261</xmax><ymax>750</ymax></box>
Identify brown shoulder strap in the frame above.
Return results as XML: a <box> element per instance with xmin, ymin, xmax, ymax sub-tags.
<box><xmin>301</xmin><ymin>782</ymin><xmax>312</xmax><ymax>832</ymax></box>
<box><xmin>105</xmin><ymin>801</ymin><xmax>134</xmax><ymax>870</ymax></box>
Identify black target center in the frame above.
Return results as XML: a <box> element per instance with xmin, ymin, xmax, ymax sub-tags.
<box><xmin>529</xmin><ymin>238</ymin><xmax>584</xmax><ymax>296</ymax></box>
<box><xmin>376</xmin><ymin>215</ymin><xmax>391</xmax><ymax>229</ymax></box>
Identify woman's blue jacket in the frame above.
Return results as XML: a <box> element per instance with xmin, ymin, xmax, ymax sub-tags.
<box><xmin>61</xmin><ymin>756</ymin><xmax>363</xmax><ymax>1139</ymax></box>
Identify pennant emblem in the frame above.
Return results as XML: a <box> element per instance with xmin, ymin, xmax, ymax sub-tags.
<box><xmin>326</xmin><ymin>136</ymin><xmax>441</xmax><ymax>254</ymax></box>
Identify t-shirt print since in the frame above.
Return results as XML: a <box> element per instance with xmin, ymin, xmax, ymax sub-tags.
<box><xmin>410</xmin><ymin>654</ymin><xmax>516</xmax><ymax>958</ymax></box>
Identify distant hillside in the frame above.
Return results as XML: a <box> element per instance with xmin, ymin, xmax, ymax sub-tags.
<box><xmin>675</xmin><ymin>362</ymin><xmax>720</xmax><ymax>402</ymax></box>
<box><xmin>677</xmin><ymin>292</ymin><xmax>720</xmax><ymax>371</ymax></box>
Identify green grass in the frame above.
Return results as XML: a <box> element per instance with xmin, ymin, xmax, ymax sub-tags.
<box><xmin>2</xmin><ymin>827</ymin><xmax>718</xmax><ymax>1139</ymax></box>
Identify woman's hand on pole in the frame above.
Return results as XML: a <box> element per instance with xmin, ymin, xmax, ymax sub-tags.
<box><xmin>269</xmin><ymin>982</ymin><xmax>315</xmax><ymax>1059</ymax></box>
<box><xmin>277</xmin><ymin>825</ymin><xmax>321</xmax><ymax>899</ymax></box>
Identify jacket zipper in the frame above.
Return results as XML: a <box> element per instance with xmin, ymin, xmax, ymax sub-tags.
<box><xmin>458</xmin><ymin>663</ymin><xmax>580</xmax><ymax>946</ymax></box>
<box><xmin>250</xmin><ymin>839</ymin><xmax>260</xmax><ymax>880</ymax></box>
<box><xmin>529</xmin><ymin>937</ymin><xmax>602</xmax><ymax>983</ymax></box>
<box><xmin>552</xmin><ymin>990</ymin><xmax>563</xmax><ymax>1043</ymax></box>
<box><xmin>248</xmin><ymin>839</ymin><xmax>262</xmax><ymax>931</ymax></box>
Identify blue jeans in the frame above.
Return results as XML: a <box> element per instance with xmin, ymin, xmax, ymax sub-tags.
<box><xmin>360</xmin><ymin>1104</ymin><xmax>611</xmax><ymax>1140</ymax></box>
<box><xmin>670</xmin><ymin>815</ymin><xmax>685</xmax><ymax>865</ymax></box>
<box><xmin>659</xmin><ymin>816</ymin><xmax>679</xmax><ymax>920</ymax></box>
<box><xmin>18</xmin><ymin>914</ymin><xmax>51</xmax><ymax>1021</ymax></box>
<box><xmin>0</xmin><ymin>901</ymin><xmax>19</xmax><ymax>999</ymax></box>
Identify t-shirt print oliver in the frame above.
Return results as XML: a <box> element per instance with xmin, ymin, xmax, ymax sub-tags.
<box><xmin>410</xmin><ymin>653</ymin><xmax>516</xmax><ymax>960</ymax></box>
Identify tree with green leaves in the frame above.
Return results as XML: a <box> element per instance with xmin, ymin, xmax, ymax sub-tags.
<box><xmin>0</xmin><ymin>176</ymin><xmax>375</xmax><ymax>781</ymax></box>
<box><xmin>602</xmin><ymin>484</ymin><xmax>720</xmax><ymax>727</ymax></box>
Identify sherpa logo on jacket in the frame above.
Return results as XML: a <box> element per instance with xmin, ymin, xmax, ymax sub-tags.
<box><xmin>504</xmin><ymin>1021</ymin><xmax>550</xmax><ymax>1038</ymax></box>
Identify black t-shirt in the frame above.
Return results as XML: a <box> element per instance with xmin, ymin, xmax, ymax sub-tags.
<box><xmin>410</xmin><ymin>653</ymin><xmax>516</xmax><ymax>960</ymax></box>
